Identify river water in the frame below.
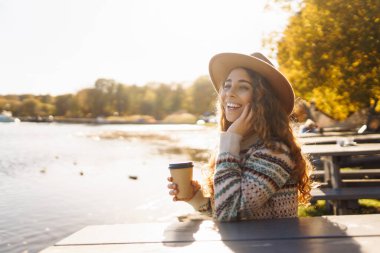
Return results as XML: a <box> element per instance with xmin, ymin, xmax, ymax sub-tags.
<box><xmin>0</xmin><ymin>122</ymin><xmax>218</xmax><ymax>253</ymax></box>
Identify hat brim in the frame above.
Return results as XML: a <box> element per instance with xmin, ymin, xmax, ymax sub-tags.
<box><xmin>209</xmin><ymin>53</ymin><xmax>294</xmax><ymax>115</ymax></box>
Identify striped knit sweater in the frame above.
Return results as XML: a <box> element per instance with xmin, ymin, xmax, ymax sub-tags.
<box><xmin>188</xmin><ymin>132</ymin><xmax>298</xmax><ymax>221</ymax></box>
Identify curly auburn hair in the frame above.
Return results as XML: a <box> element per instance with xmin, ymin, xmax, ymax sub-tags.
<box><xmin>204</xmin><ymin>67</ymin><xmax>312</xmax><ymax>205</ymax></box>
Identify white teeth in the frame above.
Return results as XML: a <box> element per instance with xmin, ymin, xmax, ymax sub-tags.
<box><xmin>226</xmin><ymin>102</ymin><xmax>241</xmax><ymax>109</ymax></box>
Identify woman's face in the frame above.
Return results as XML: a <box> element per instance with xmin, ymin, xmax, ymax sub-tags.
<box><xmin>220</xmin><ymin>68</ymin><xmax>254</xmax><ymax>122</ymax></box>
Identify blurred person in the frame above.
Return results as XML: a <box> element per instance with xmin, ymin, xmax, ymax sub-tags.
<box><xmin>299</xmin><ymin>118</ymin><xmax>319</xmax><ymax>134</ymax></box>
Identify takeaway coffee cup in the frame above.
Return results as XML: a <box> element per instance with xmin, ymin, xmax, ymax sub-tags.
<box><xmin>169</xmin><ymin>162</ymin><xmax>194</xmax><ymax>200</ymax></box>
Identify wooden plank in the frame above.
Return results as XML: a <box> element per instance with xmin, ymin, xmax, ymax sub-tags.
<box><xmin>297</xmin><ymin>131</ymin><xmax>357</xmax><ymax>138</ymax></box>
<box><xmin>299</xmin><ymin>134</ymin><xmax>380</xmax><ymax>145</ymax></box>
<box><xmin>54</xmin><ymin>215</ymin><xmax>380</xmax><ymax>247</ymax></box>
<box><xmin>311</xmin><ymin>187</ymin><xmax>380</xmax><ymax>201</ymax></box>
<box><xmin>39</xmin><ymin>237</ymin><xmax>380</xmax><ymax>253</ymax></box>
<box><xmin>342</xmin><ymin>179</ymin><xmax>380</xmax><ymax>187</ymax></box>
<box><xmin>302</xmin><ymin>143</ymin><xmax>380</xmax><ymax>156</ymax></box>
<box><xmin>40</xmin><ymin>215</ymin><xmax>380</xmax><ymax>253</ymax></box>
<box><xmin>311</xmin><ymin>169</ymin><xmax>380</xmax><ymax>180</ymax></box>
<box><xmin>340</xmin><ymin>155</ymin><xmax>380</xmax><ymax>168</ymax></box>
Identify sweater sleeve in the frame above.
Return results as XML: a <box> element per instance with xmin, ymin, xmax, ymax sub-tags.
<box><xmin>214</xmin><ymin>133</ymin><xmax>293</xmax><ymax>221</ymax></box>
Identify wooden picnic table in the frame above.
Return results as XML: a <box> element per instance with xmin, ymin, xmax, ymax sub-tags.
<box><xmin>302</xmin><ymin>143</ymin><xmax>380</xmax><ymax>214</ymax></box>
<box><xmin>303</xmin><ymin>142</ymin><xmax>380</xmax><ymax>187</ymax></box>
<box><xmin>40</xmin><ymin>214</ymin><xmax>380</xmax><ymax>253</ymax></box>
<box><xmin>299</xmin><ymin>133</ymin><xmax>380</xmax><ymax>145</ymax></box>
<box><xmin>302</xmin><ymin>142</ymin><xmax>380</xmax><ymax>158</ymax></box>
<box><xmin>296</xmin><ymin>131</ymin><xmax>357</xmax><ymax>138</ymax></box>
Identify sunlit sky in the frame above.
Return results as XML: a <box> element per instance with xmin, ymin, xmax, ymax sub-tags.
<box><xmin>0</xmin><ymin>0</ymin><xmax>290</xmax><ymax>95</ymax></box>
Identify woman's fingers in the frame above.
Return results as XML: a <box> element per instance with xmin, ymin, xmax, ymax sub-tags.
<box><xmin>243</xmin><ymin>104</ymin><xmax>252</xmax><ymax>122</ymax></box>
<box><xmin>167</xmin><ymin>182</ymin><xmax>177</xmax><ymax>189</ymax></box>
<box><xmin>191</xmin><ymin>180</ymin><xmax>201</xmax><ymax>191</ymax></box>
<box><xmin>168</xmin><ymin>177</ymin><xmax>181</xmax><ymax>201</ymax></box>
<box><xmin>168</xmin><ymin>181</ymin><xmax>178</xmax><ymax>200</ymax></box>
<box><xmin>235</xmin><ymin>104</ymin><xmax>248</xmax><ymax>125</ymax></box>
<box><xmin>247</xmin><ymin>104</ymin><xmax>253</xmax><ymax>117</ymax></box>
<box><xmin>243</xmin><ymin>103</ymin><xmax>250</xmax><ymax>116</ymax></box>
<box><xmin>169</xmin><ymin>180</ymin><xmax>200</xmax><ymax>202</ymax></box>
<box><xmin>235</xmin><ymin>103</ymin><xmax>251</xmax><ymax>127</ymax></box>
<box><xmin>246</xmin><ymin>106</ymin><xmax>254</xmax><ymax>123</ymax></box>
<box><xmin>191</xmin><ymin>180</ymin><xmax>199</xmax><ymax>186</ymax></box>
<box><xmin>240</xmin><ymin>104</ymin><xmax>254</xmax><ymax>131</ymax></box>
<box><xmin>169</xmin><ymin>189</ymin><xmax>178</xmax><ymax>195</ymax></box>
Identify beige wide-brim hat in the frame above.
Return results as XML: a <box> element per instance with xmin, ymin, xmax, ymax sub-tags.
<box><xmin>209</xmin><ymin>52</ymin><xmax>295</xmax><ymax>115</ymax></box>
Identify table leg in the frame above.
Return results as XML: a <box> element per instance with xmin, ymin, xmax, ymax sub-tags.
<box><xmin>321</xmin><ymin>156</ymin><xmax>332</xmax><ymax>186</ymax></box>
<box><xmin>330</xmin><ymin>157</ymin><xmax>342</xmax><ymax>189</ymax></box>
<box><xmin>322</xmin><ymin>156</ymin><xmax>344</xmax><ymax>215</ymax></box>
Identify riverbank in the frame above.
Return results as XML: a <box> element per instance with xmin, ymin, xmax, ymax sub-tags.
<box><xmin>17</xmin><ymin>112</ymin><xmax>211</xmax><ymax>125</ymax></box>
<box><xmin>17</xmin><ymin>115</ymin><xmax>157</xmax><ymax>124</ymax></box>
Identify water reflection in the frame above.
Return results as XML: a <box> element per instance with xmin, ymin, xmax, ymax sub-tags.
<box><xmin>0</xmin><ymin>123</ymin><xmax>216</xmax><ymax>253</ymax></box>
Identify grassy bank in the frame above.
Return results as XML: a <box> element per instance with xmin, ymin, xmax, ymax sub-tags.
<box><xmin>298</xmin><ymin>199</ymin><xmax>380</xmax><ymax>217</ymax></box>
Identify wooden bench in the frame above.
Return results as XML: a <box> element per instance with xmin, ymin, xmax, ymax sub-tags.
<box><xmin>342</xmin><ymin>179</ymin><xmax>380</xmax><ymax>187</ymax></box>
<box><xmin>340</xmin><ymin>155</ymin><xmax>380</xmax><ymax>168</ymax></box>
<box><xmin>311</xmin><ymin>187</ymin><xmax>380</xmax><ymax>201</ymax></box>
<box><xmin>311</xmin><ymin>169</ymin><xmax>380</xmax><ymax>180</ymax></box>
<box><xmin>303</xmin><ymin>143</ymin><xmax>380</xmax><ymax>214</ymax></box>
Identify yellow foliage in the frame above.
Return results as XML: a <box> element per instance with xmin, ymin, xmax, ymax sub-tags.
<box><xmin>276</xmin><ymin>0</ymin><xmax>380</xmax><ymax>120</ymax></box>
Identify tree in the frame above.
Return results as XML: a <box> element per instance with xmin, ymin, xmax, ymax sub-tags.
<box><xmin>115</xmin><ymin>84</ymin><xmax>128</xmax><ymax>116</ymax></box>
<box><xmin>276</xmin><ymin>0</ymin><xmax>380</xmax><ymax>120</ymax></box>
<box><xmin>18</xmin><ymin>98</ymin><xmax>41</xmax><ymax>117</ymax></box>
<box><xmin>169</xmin><ymin>84</ymin><xmax>186</xmax><ymax>113</ymax></box>
<box><xmin>39</xmin><ymin>103</ymin><xmax>55</xmax><ymax>117</ymax></box>
<box><xmin>0</xmin><ymin>96</ymin><xmax>22</xmax><ymax>116</ymax></box>
<box><xmin>140</xmin><ymin>88</ymin><xmax>157</xmax><ymax>116</ymax></box>
<box><xmin>55</xmin><ymin>94</ymin><xmax>75</xmax><ymax>116</ymax></box>
<box><xmin>186</xmin><ymin>76</ymin><xmax>217</xmax><ymax>116</ymax></box>
<box><xmin>75</xmin><ymin>88</ymin><xmax>93</xmax><ymax>117</ymax></box>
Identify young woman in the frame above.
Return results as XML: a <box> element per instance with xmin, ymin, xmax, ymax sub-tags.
<box><xmin>168</xmin><ymin>52</ymin><xmax>312</xmax><ymax>221</ymax></box>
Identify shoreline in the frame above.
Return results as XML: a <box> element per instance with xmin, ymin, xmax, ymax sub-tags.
<box><xmin>15</xmin><ymin>117</ymin><xmax>219</xmax><ymax>126</ymax></box>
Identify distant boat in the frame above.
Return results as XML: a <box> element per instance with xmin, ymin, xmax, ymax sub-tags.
<box><xmin>0</xmin><ymin>111</ymin><xmax>20</xmax><ymax>123</ymax></box>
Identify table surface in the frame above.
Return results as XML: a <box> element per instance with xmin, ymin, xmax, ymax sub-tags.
<box><xmin>297</xmin><ymin>131</ymin><xmax>357</xmax><ymax>138</ymax></box>
<box><xmin>299</xmin><ymin>133</ymin><xmax>380</xmax><ymax>145</ymax></box>
<box><xmin>302</xmin><ymin>142</ymin><xmax>380</xmax><ymax>156</ymax></box>
<box><xmin>40</xmin><ymin>214</ymin><xmax>380</xmax><ymax>253</ymax></box>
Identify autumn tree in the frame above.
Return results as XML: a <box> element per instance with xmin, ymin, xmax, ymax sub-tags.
<box><xmin>140</xmin><ymin>87</ymin><xmax>156</xmax><ymax>116</ymax></box>
<box><xmin>55</xmin><ymin>94</ymin><xmax>76</xmax><ymax>116</ymax></box>
<box><xmin>170</xmin><ymin>85</ymin><xmax>186</xmax><ymax>113</ymax></box>
<box><xmin>18</xmin><ymin>98</ymin><xmax>41</xmax><ymax>117</ymax></box>
<box><xmin>186</xmin><ymin>76</ymin><xmax>217</xmax><ymax>116</ymax></box>
<box><xmin>0</xmin><ymin>96</ymin><xmax>21</xmax><ymax>115</ymax></box>
<box><xmin>276</xmin><ymin>0</ymin><xmax>380</xmax><ymax>120</ymax></box>
<box><xmin>114</xmin><ymin>84</ymin><xmax>128</xmax><ymax>116</ymax></box>
<box><xmin>0</xmin><ymin>97</ymin><xmax>9</xmax><ymax>111</ymax></box>
<box><xmin>1</xmin><ymin>75</ymin><xmax>218</xmax><ymax>120</ymax></box>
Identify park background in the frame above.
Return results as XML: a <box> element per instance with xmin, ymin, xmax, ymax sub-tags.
<box><xmin>1</xmin><ymin>0</ymin><xmax>379</xmax><ymax>253</ymax></box>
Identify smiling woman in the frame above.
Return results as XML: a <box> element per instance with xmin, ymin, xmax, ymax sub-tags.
<box><xmin>221</xmin><ymin>68</ymin><xmax>254</xmax><ymax>123</ymax></box>
<box><xmin>167</xmin><ymin>52</ymin><xmax>313</xmax><ymax>221</ymax></box>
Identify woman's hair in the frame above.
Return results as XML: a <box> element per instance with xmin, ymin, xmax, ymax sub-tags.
<box><xmin>204</xmin><ymin>67</ymin><xmax>312</xmax><ymax>205</ymax></box>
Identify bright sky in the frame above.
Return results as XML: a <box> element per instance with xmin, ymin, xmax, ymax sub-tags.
<box><xmin>0</xmin><ymin>0</ymin><xmax>290</xmax><ymax>95</ymax></box>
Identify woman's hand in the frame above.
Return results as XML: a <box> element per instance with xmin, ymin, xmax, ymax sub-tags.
<box><xmin>167</xmin><ymin>177</ymin><xmax>201</xmax><ymax>201</ymax></box>
<box><xmin>227</xmin><ymin>104</ymin><xmax>254</xmax><ymax>137</ymax></box>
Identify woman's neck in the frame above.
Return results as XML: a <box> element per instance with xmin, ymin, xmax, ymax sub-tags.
<box><xmin>241</xmin><ymin>134</ymin><xmax>259</xmax><ymax>150</ymax></box>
